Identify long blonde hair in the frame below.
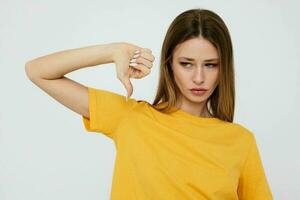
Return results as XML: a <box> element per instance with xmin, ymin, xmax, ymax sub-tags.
<box><xmin>151</xmin><ymin>8</ymin><xmax>235</xmax><ymax>122</ymax></box>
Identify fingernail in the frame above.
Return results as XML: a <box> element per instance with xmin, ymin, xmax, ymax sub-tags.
<box><xmin>129</xmin><ymin>62</ymin><xmax>138</xmax><ymax>66</ymax></box>
<box><xmin>134</xmin><ymin>49</ymin><xmax>140</xmax><ymax>54</ymax></box>
<box><xmin>133</xmin><ymin>54</ymin><xmax>139</xmax><ymax>58</ymax></box>
<box><xmin>130</xmin><ymin>58</ymin><xmax>137</xmax><ymax>63</ymax></box>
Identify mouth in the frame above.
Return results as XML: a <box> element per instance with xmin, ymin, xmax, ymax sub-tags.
<box><xmin>190</xmin><ymin>89</ymin><xmax>207</xmax><ymax>91</ymax></box>
<box><xmin>190</xmin><ymin>89</ymin><xmax>207</xmax><ymax>96</ymax></box>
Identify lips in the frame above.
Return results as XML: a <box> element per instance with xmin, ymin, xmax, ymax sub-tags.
<box><xmin>190</xmin><ymin>89</ymin><xmax>206</xmax><ymax>96</ymax></box>
<box><xmin>190</xmin><ymin>88</ymin><xmax>207</xmax><ymax>91</ymax></box>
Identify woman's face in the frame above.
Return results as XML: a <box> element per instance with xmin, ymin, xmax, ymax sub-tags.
<box><xmin>171</xmin><ymin>37</ymin><xmax>220</xmax><ymax>108</ymax></box>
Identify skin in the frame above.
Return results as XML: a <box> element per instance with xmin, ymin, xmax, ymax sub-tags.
<box><xmin>171</xmin><ymin>37</ymin><xmax>220</xmax><ymax>118</ymax></box>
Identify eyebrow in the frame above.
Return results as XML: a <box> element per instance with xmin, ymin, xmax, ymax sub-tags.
<box><xmin>178</xmin><ymin>57</ymin><xmax>219</xmax><ymax>62</ymax></box>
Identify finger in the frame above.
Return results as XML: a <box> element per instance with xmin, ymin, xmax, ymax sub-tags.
<box><xmin>131</xmin><ymin>48</ymin><xmax>142</xmax><ymax>57</ymax></box>
<box><xmin>129</xmin><ymin>63</ymin><xmax>151</xmax><ymax>76</ymax></box>
<box><xmin>133</xmin><ymin>48</ymin><xmax>154</xmax><ymax>62</ymax></box>
<box><xmin>131</xmin><ymin>68</ymin><xmax>145</xmax><ymax>79</ymax></box>
<box><xmin>137</xmin><ymin>51</ymin><xmax>155</xmax><ymax>63</ymax></box>
<box><xmin>130</xmin><ymin>57</ymin><xmax>153</xmax><ymax>69</ymax></box>
<box><xmin>130</xmin><ymin>67</ymin><xmax>148</xmax><ymax>79</ymax></box>
<box><xmin>142</xmin><ymin>48</ymin><xmax>152</xmax><ymax>54</ymax></box>
<box><xmin>120</xmin><ymin>75</ymin><xmax>133</xmax><ymax>99</ymax></box>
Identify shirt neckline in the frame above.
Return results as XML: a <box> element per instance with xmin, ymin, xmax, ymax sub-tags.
<box><xmin>172</xmin><ymin>108</ymin><xmax>223</xmax><ymax>124</ymax></box>
<box><xmin>153</xmin><ymin>102</ymin><xmax>224</xmax><ymax>125</ymax></box>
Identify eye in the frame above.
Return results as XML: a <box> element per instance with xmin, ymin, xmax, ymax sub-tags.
<box><xmin>205</xmin><ymin>63</ymin><xmax>218</xmax><ymax>68</ymax></box>
<box><xmin>179</xmin><ymin>62</ymin><xmax>192</xmax><ymax>68</ymax></box>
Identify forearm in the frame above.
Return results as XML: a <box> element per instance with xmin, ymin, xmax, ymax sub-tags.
<box><xmin>25</xmin><ymin>42</ymin><xmax>120</xmax><ymax>80</ymax></box>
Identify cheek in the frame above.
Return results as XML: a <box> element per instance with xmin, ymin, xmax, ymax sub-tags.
<box><xmin>173</xmin><ymin>73</ymin><xmax>183</xmax><ymax>89</ymax></box>
<box><xmin>174</xmin><ymin>69</ymin><xmax>190</xmax><ymax>87</ymax></box>
<box><xmin>209</xmin><ymin>71</ymin><xmax>219</xmax><ymax>88</ymax></box>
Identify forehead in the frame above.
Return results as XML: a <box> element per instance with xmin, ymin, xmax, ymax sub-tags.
<box><xmin>173</xmin><ymin>37</ymin><xmax>219</xmax><ymax>61</ymax></box>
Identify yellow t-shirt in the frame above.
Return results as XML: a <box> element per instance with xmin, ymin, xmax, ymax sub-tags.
<box><xmin>82</xmin><ymin>87</ymin><xmax>273</xmax><ymax>200</ymax></box>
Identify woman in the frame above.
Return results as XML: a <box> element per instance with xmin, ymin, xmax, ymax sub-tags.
<box><xmin>25</xmin><ymin>8</ymin><xmax>273</xmax><ymax>200</ymax></box>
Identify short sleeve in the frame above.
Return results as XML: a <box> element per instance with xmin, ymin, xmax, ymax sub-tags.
<box><xmin>237</xmin><ymin>133</ymin><xmax>273</xmax><ymax>200</ymax></box>
<box><xmin>82</xmin><ymin>87</ymin><xmax>137</xmax><ymax>140</ymax></box>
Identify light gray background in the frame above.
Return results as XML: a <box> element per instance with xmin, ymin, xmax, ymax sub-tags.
<box><xmin>1</xmin><ymin>0</ymin><xmax>299</xmax><ymax>199</ymax></box>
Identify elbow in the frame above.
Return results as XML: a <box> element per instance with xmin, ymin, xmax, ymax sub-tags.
<box><xmin>25</xmin><ymin>62</ymin><xmax>32</xmax><ymax>79</ymax></box>
<box><xmin>25</xmin><ymin>60</ymin><xmax>37</xmax><ymax>80</ymax></box>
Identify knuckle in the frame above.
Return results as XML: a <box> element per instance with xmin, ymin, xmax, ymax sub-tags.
<box><xmin>144</xmin><ymin>48</ymin><xmax>152</xmax><ymax>53</ymax></box>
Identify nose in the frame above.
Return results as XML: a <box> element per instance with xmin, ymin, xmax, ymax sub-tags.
<box><xmin>192</xmin><ymin>66</ymin><xmax>204</xmax><ymax>84</ymax></box>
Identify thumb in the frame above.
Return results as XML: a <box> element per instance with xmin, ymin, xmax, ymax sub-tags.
<box><xmin>121</xmin><ymin>76</ymin><xmax>133</xmax><ymax>101</ymax></box>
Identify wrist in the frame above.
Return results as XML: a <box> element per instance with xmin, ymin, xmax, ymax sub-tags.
<box><xmin>110</xmin><ymin>42</ymin><xmax>126</xmax><ymax>63</ymax></box>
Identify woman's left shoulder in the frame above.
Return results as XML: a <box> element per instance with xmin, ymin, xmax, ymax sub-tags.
<box><xmin>225</xmin><ymin>122</ymin><xmax>256</xmax><ymax>141</ymax></box>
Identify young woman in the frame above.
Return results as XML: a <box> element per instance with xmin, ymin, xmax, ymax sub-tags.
<box><xmin>25</xmin><ymin>8</ymin><xmax>273</xmax><ymax>200</ymax></box>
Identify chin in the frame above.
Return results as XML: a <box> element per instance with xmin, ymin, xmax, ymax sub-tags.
<box><xmin>185</xmin><ymin>94</ymin><xmax>208</xmax><ymax>103</ymax></box>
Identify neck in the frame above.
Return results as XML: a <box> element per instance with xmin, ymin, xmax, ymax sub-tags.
<box><xmin>175</xmin><ymin>100</ymin><xmax>212</xmax><ymax>118</ymax></box>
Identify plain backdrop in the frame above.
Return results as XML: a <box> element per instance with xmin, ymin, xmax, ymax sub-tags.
<box><xmin>1</xmin><ymin>0</ymin><xmax>299</xmax><ymax>199</ymax></box>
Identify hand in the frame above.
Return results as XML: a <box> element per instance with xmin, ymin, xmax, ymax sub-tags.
<box><xmin>112</xmin><ymin>42</ymin><xmax>155</xmax><ymax>100</ymax></box>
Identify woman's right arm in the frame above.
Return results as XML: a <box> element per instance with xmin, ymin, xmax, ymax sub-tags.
<box><xmin>24</xmin><ymin>43</ymin><xmax>122</xmax><ymax>119</ymax></box>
